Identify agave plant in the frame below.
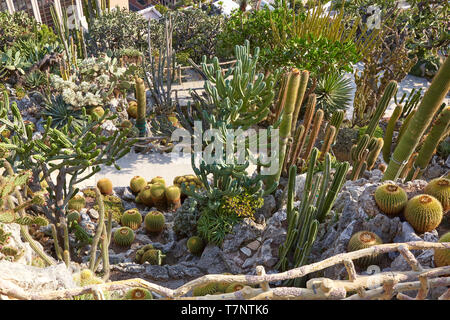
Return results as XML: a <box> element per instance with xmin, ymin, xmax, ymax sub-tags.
<box><xmin>315</xmin><ymin>72</ymin><xmax>352</xmax><ymax>119</ymax></box>
<box><xmin>42</xmin><ymin>94</ymin><xmax>85</xmax><ymax>129</ymax></box>
<box><xmin>25</xmin><ymin>69</ymin><xmax>47</xmax><ymax>89</ymax></box>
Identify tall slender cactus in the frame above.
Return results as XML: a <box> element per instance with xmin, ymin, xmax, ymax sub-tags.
<box><xmin>383</xmin><ymin>56</ymin><xmax>450</xmax><ymax>181</ymax></box>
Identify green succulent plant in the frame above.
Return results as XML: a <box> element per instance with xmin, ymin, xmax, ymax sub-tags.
<box><xmin>123</xmin><ymin>288</ymin><xmax>153</xmax><ymax>300</ymax></box>
<box><xmin>192</xmin><ymin>282</ymin><xmax>218</xmax><ymax>297</ymax></box>
<box><xmin>315</xmin><ymin>72</ymin><xmax>352</xmax><ymax>119</ymax></box>
<box><xmin>374</xmin><ymin>184</ymin><xmax>408</xmax><ymax>216</ymax></box>
<box><xmin>144</xmin><ymin>211</ymin><xmax>165</xmax><ymax>233</ymax></box>
<box><xmin>113</xmin><ymin>227</ymin><xmax>135</xmax><ymax>247</ymax></box>
<box><xmin>424</xmin><ymin>178</ymin><xmax>450</xmax><ymax>212</ymax></box>
<box><xmin>434</xmin><ymin>232</ymin><xmax>450</xmax><ymax>267</ymax></box>
<box><xmin>140</xmin><ymin>249</ymin><xmax>165</xmax><ymax>265</ymax></box>
<box><xmin>42</xmin><ymin>94</ymin><xmax>84</xmax><ymax>129</ymax></box>
<box><xmin>120</xmin><ymin>209</ymin><xmax>142</xmax><ymax>230</ymax></box>
<box><xmin>68</xmin><ymin>195</ymin><xmax>86</xmax><ymax>211</ymax></box>
<box><xmin>187</xmin><ymin>236</ymin><xmax>205</xmax><ymax>255</ymax></box>
<box><xmin>347</xmin><ymin>231</ymin><xmax>383</xmax><ymax>268</ymax></box>
<box><xmin>404</xmin><ymin>194</ymin><xmax>443</xmax><ymax>233</ymax></box>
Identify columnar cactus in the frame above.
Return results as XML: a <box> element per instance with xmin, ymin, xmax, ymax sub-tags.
<box><xmin>383</xmin><ymin>105</ymin><xmax>403</xmax><ymax>163</ymax></box>
<box><xmin>134</xmin><ymin>76</ymin><xmax>147</xmax><ymax>137</ymax></box>
<box><xmin>383</xmin><ymin>56</ymin><xmax>450</xmax><ymax>181</ymax></box>
<box><xmin>405</xmin><ymin>106</ymin><xmax>450</xmax><ymax>181</ymax></box>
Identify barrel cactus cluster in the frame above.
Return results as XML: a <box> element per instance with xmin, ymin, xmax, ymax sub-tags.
<box><xmin>374</xmin><ymin>179</ymin><xmax>447</xmax><ymax>234</ymax></box>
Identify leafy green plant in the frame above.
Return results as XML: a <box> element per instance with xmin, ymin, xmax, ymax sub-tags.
<box><xmin>25</xmin><ymin>70</ymin><xmax>48</xmax><ymax>90</ymax></box>
<box><xmin>0</xmin><ymin>49</ymin><xmax>31</xmax><ymax>81</ymax></box>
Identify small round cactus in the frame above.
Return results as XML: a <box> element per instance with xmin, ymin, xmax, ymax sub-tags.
<box><xmin>97</xmin><ymin>178</ymin><xmax>113</xmax><ymax>195</ymax></box>
<box><xmin>216</xmin><ymin>273</ymin><xmax>233</xmax><ymax>292</ymax></box>
<box><xmin>134</xmin><ymin>244</ymin><xmax>154</xmax><ymax>263</ymax></box>
<box><xmin>68</xmin><ymin>195</ymin><xmax>86</xmax><ymax>211</ymax></box>
<box><xmin>150</xmin><ymin>176</ymin><xmax>166</xmax><ymax>186</ymax></box>
<box><xmin>434</xmin><ymin>232</ymin><xmax>450</xmax><ymax>267</ymax></box>
<box><xmin>140</xmin><ymin>249</ymin><xmax>165</xmax><ymax>265</ymax></box>
<box><xmin>374</xmin><ymin>183</ymin><xmax>408</xmax><ymax>216</ymax></box>
<box><xmin>165</xmin><ymin>185</ymin><xmax>181</xmax><ymax>211</ymax></box>
<box><xmin>404</xmin><ymin>194</ymin><xmax>443</xmax><ymax>233</ymax></box>
<box><xmin>123</xmin><ymin>288</ymin><xmax>153</xmax><ymax>300</ymax></box>
<box><xmin>121</xmin><ymin>209</ymin><xmax>142</xmax><ymax>230</ymax></box>
<box><xmin>424</xmin><ymin>178</ymin><xmax>450</xmax><ymax>212</ymax></box>
<box><xmin>66</xmin><ymin>210</ymin><xmax>81</xmax><ymax>223</ymax></box>
<box><xmin>138</xmin><ymin>185</ymin><xmax>153</xmax><ymax>207</ymax></box>
<box><xmin>225</xmin><ymin>283</ymin><xmax>245</xmax><ymax>293</ymax></box>
<box><xmin>192</xmin><ymin>283</ymin><xmax>217</xmax><ymax>296</ymax></box>
<box><xmin>347</xmin><ymin>231</ymin><xmax>383</xmax><ymax>268</ymax></box>
<box><xmin>130</xmin><ymin>176</ymin><xmax>147</xmax><ymax>194</ymax></box>
<box><xmin>91</xmin><ymin>106</ymin><xmax>105</xmax><ymax>119</ymax></box>
<box><xmin>150</xmin><ymin>183</ymin><xmax>166</xmax><ymax>209</ymax></box>
<box><xmin>144</xmin><ymin>211</ymin><xmax>165</xmax><ymax>233</ymax></box>
<box><xmin>120</xmin><ymin>120</ymin><xmax>133</xmax><ymax>129</ymax></box>
<box><xmin>113</xmin><ymin>227</ymin><xmax>135</xmax><ymax>247</ymax></box>
<box><xmin>187</xmin><ymin>236</ymin><xmax>205</xmax><ymax>255</ymax></box>
<box><xmin>127</xmin><ymin>101</ymin><xmax>138</xmax><ymax>118</ymax></box>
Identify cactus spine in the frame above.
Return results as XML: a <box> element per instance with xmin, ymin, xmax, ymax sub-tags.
<box><xmin>383</xmin><ymin>56</ymin><xmax>450</xmax><ymax>181</ymax></box>
<box><xmin>291</xmin><ymin>70</ymin><xmax>310</xmax><ymax>136</ymax></box>
<box><xmin>120</xmin><ymin>209</ymin><xmax>142</xmax><ymax>230</ymax></box>
<box><xmin>302</xmin><ymin>109</ymin><xmax>324</xmax><ymax>161</ymax></box>
<box><xmin>405</xmin><ymin>107</ymin><xmax>450</xmax><ymax>181</ymax></box>
<box><xmin>113</xmin><ymin>227</ymin><xmax>135</xmax><ymax>247</ymax></box>
<box><xmin>319</xmin><ymin>125</ymin><xmax>336</xmax><ymax>161</ymax></box>
<box><xmin>130</xmin><ymin>176</ymin><xmax>147</xmax><ymax>194</ymax></box>
<box><xmin>366</xmin><ymin>138</ymin><xmax>384</xmax><ymax>170</ymax></box>
<box><xmin>383</xmin><ymin>105</ymin><xmax>402</xmax><ymax>163</ymax></box>
<box><xmin>144</xmin><ymin>211</ymin><xmax>165</xmax><ymax>233</ymax></box>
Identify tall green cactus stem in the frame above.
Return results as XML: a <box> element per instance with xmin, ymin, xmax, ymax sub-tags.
<box><xmin>89</xmin><ymin>187</ymin><xmax>105</xmax><ymax>271</ymax></box>
<box><xmin>405</xmin><ymin>106</ymin><xmax>450</xmax><ymax>181</ymax></box>
<box><xmin>366</xmin><ymin>81</ymin><xmax>398</xmax><ymax>138</ymax></box>
<box><xmin>329</xmin><ymin>110</ymin><xmax>345</xmax><ymax>144</ymax></box>
<box><xmin>135</xmin><ymin>76</ymin><xmax>147</xmax><ymax>138</ymax></box>
<box><xmin>276</xmin><ymin>149</ymin><xmax>349</xmax><ymax>285</ymax></box>
<box><xmin>266</xmin><ymin>69</ymin><xmax>302</xmax><ymax>188</ymax></box>
<box><xmin>383</xmin><ymin>105</ymin><xmax>403</xmax><ymax>163</ymax></box>
<box><xmin>319</xmin><ymin>125</ymin><xmax>336</xmax><ymax>161</ymax></box>
<box><xmin>367</xmin><ymin>138</ymin><xmax>384</xmax><ymax>170</ymax></box>
<box><xmin>302</xmin><ymin>109</ymin><xmax>324</xmax><ymax>161</ymax></box>
<box><xmin>288</xmin><ymin>94</ymin><xmax>316</xmax><ymax>168</ymax></box>
<box><xmin>383</xmin><ymin>56</ymin><xmax>450</xmax><ymax>181</ymax></box>
<box><xmin>351</xmin><ymin>149</ymin><xmax>369</xmax><ymax>181</ymax></box>
<box><xmin>51</xmin><ymin>224</ymin><xmax>63</xmax><ymax>261</ymax></box>
<box><xmin>291</xmin><ymin>70</ymin><xmax>310</xmax><ymax>136</ymax></box>
<box><xmin>398</xmin><ymin>109</ymin><xmax>416</xmax><ymax>142</ymax></box>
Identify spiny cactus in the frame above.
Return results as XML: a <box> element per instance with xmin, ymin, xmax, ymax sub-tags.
<box><xmin>383</xmin><ymin>105</ymin><xmax>403</xmax><ymax>163</ymax></box>
<box><xmin>113</xmin><ymin>227</ymin><xmax>135</xmax><ymax>247</ymax></box>
<box><xmin>140</xmin><ymin>248</ymin><xmax>165</xmax><ymax>265</ymax></box>
<box><xmin>129</xmin><ymin>176</ymin><xmax>147</xmax><ymax>194</ymax></box>
<box><xmin>347</xmin><ymin>231</ymin><xmax>383</xmax><ymax>268</ymax></box>
<box><xmin>127</xmin><ymin>101</ymin><xmax>138</xmax><ymax>119</ymax></box>
<box><xmin>134</xmin><ymin>76</ymin><xmax>147</xmax><ymax>138</ymax></box>
<box><xmin>383</xmin><ymin>56</ymin><xmax>450</xmax><ymax>181</ymax></box>
<box><xmin>276</xmin><ymin>150</ymin><xmax>350</xmax><ymax>286</ymax></box>
<box><xmin>97</xmin><ymin>178</ymin><xmax>113</xmax><ymax>195</ymax></box>
<box><xmin>225</xmin><ymin>283</ymin><xmax>245</xmax><ymax>293</ymax></box>
<box><xmin>173</xmin><ymin>197</ymin><xmax>200</xmax><ymax>238</ymax></box>
<box><xmin>366</xmin><ymin>138</ymin><xmax>384</xmax><ymax>170</ymax></box>
<box><xmin>138</xmin><ymin>185</ymin><xmax>153</xmax><ymax>206</ymax></box>
<box><xmin>123</xmin><ymin>288</ymin><xmax>153</xmax><ymax>300</ymax></box>
<box><xmin>120</xmin><ymin>209</ymin><xmax>142</xmax><ymax>230</ymax></box>
<box><xmin>150</xmin><ymin>183</ymin><xmax>166</xmax><ymax>210</ymax></box>
<box><xmin>404</xmin><ymin>194</ymin><xmax>443</xmax><ymax>233</ymax></box>
<box><xmin>374</xmin><ymin>183</ymin><xmax>408</xmax><ymax>216</ymax></box>
<box><xmin>266</xmin><ymin>68</ymin><xmax>304</xmax><ymax>187</ymax></box>
<box><xmin>434</xmin><ymin>232</ymin><xmax>450</xmax><ymax>267</ymax></box>
<box><xmin>405</xmin><ymin>106</ymin><xmax>450</xmax><ymax>181</ymax></box>
<box><xmin>144</xmin><ymin>211</ymin><xmax>165</xmax><ymax>233</ymax></box>
<box><xmin>68</xmin><ymin>195</ymin><xmax>86</xmax><ymax>211</ymax></box>
<box><xmin>187</xmin><ymin>236</ymin><xmax>205</xmax><ymax>255</ymax></box>
<box><xmin>165</xmin><ymin>185</ymin><xmax>181</xmax><ymax>211</ymax></box>
<box><xmin>302</xmin><ymin>109</ymin><xmax>324</xmax><ymax>161</ymax></box>
<box><xmin>192</xmin><ymin>283</ymin><xmax>218</xmax><ymax>297</ymax></box>
<box><xmin>424</xmin><ymin>178</ymin><xmax>450</xmax><ymax>212</ymax></box>
<box><xmin>150</xmin><ymin>176</ymin><xmax>166</xmax><ymax>186</ymax></box>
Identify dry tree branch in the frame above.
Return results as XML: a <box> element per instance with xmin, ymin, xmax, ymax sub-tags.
<box><xmin>1</xmin><ymin>241</ymin><xmax>449</xmax><ymax>300</ymax></box>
